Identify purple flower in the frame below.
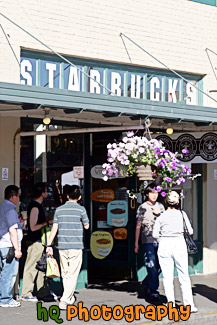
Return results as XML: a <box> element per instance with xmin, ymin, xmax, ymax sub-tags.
<box><xmin>107</xmin><ymin>168</ymin><xmax>114</xmax><ymax>176</ymax></box>
<box><xmin>161</xmin><ymin>191</ymin><xmax>166</xmax><ymax>197</ymax></box>
<box><xmin>127</xmin><ymin>131</ymin><xmax>134</xmax><ymax>137</ymax></box>
<box><xmin>182</xmin><ymin>149</ymin><xmax>189</xmax><ymax>154</ymax></box>
<box><xmin>180</xmin><ymin>193</ymin><xmax>185</xmax><ymax>199</ymax></box>
<box><xmin>165</xmin><ymin>177</ymin><xmax>172</xmax><ymax>182</ymax></box>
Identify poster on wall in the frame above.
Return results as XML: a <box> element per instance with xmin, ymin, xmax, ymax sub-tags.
<box><xmin>2</xmin><ymin>168</ymin><xmax>8</xmax><ymax>181</ymax></box>
<box><xmin>90</xmin><ymin>231</ymin><xmax>113</xmax><ymax>259</ymax></box>
<box><xmin>107</xmin><ymin>200</ymin><xmax>128</xmax><ymax>227</ymax></box>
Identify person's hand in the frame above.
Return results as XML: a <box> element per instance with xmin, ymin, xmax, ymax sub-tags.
<box><xmin>134</xmin><ymin>243</ymin><xmax>139</xmax><ymax>253</ymax></box>
<box><xmin>15</xmin><ymin>249</ymin><xmax>22</xmax><ymax>259</ymax></box>
<box><xmin>46</xmin><ymin>246</ymin><xmax>53</xmax><ymax>256</ymax></box>
<box><xmin>19</xmin><ymin>213</ymin><xmax>24</xmax><ymax>223</ymax></box>
<box><xmin>48</xmin><ymin>219</ymin><xmax>53</xmax><ymax>225</ymax></box>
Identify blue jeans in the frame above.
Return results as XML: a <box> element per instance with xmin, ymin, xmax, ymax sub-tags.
<box><xmin>142</xmin><ymin>243</ymin><xmax>161</xmax><ymax>295</ymax></box>
<box><xmin>0</xmin><ymin>247</ymin><xmax>19</xmax><ymax>304</ymax></box>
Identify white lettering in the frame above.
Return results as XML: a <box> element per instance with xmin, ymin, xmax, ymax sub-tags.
<box><xmin>90</xmin><ymin>69</ymin><xmax>101</xmax><ymax>94</ymax></box>
<box><xmin>168</xmin><ymin>79</ymin><xmax>178</xmax><ymax>103</ymax></box>
<box><xmin>45</xmin><ymin>63</ymin><xmax>56</xmax><ymax>88</ymax></box>
<box><xmin>150</xmin><ymin>77</ymin><xmax>160</xmax><ymax>101</ymax></box>
<box><xmin>111</xmin><ymin>72</ymin><xmax>122</xmax><ymax>96</ymax></box>
<box><xmin>186</xmin><ymin>83</ymin><xmax>197</xmax><ymax>105</ymax></box>
<box><xmin>68</xmin><ymin>67</ymin><xmax>80</xmax><ymax>91</ymax></box>
<box><xmin>20</xmin><ymin>59</ymin><xmax>32</xmax><ymax>85</ymax></box>
<box><xmin>131</xmin><ymin>74</ymin><xmax>141</xmax><ymax>99</ymax></box>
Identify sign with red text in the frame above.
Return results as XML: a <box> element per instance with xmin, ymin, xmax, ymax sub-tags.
<box><xmin>73</xmin><ymin>166</ymin><xmax>84</xmax><ymax>179</ymax></box>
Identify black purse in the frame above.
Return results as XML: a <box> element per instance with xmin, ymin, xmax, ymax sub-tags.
<box><xmin>181</xmin><ymin>210</ymin><xmax>198</xmax><ymax>254</ymax></box>
<box><xmin>6</xmin><ymin>247</ymin><xmax>15</xmax><ymax>263</ymax></box>
<box><xmin>36</xmin><ymin>227</ymin><xmax>48</xmax><ymax>272</ymax></box>
<box><xmin>36</xmin><ymin>252</ymin><xmax>47</xmax><ymax>272</ymax></box>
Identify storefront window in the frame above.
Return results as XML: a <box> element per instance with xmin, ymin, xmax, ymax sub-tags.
<box><xmin>20</xmin><ymin>128</ymin><xmax>84</xmax><ymax>210</ymax></box>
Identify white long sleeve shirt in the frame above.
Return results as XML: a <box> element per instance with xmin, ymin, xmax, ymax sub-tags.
<box><xmin>152</xmin><ymin>209</ymin><xmax>193</xmax><ymax>239</ymax></box>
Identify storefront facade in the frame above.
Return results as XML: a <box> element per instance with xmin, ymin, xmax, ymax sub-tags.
<box><xmin>1</xmin><ymin>0</ymin><xmax>217</xmax><ymax>288</ymax></box>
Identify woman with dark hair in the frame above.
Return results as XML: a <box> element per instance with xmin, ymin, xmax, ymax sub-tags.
<box><xmin>153</xmin><ymin>191</ymin><xmax>197</xmax><ymax>312</ymax></box>
<box><xmin>134</xmin><ymin>182</ymin><xmax>165</xmax><ymax>300</ymax></box>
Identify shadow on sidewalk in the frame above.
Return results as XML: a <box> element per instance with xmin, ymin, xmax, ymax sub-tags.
<box><xmin>88</xmin><ymin>280</ymin><xmax>140</xmax><ymax>293</ymax></box>
<box><xmin>193</xmin><ymin>284</ymin><xmax>217</xmax><ymax>304</ymax></box>
<box><xmin>88</xmin><ymin>280</ymin><xmax>169</xmax><ymax>305</ymax></box>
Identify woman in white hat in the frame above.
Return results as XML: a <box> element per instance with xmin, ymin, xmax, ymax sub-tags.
<box><xmin>152</xmin><ymin>191</ymin><xmax>197</xmax><ymax>312</ymax></box>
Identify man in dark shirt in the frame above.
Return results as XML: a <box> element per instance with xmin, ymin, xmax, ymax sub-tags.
<box><xmin>21</xmin><ymin>182</ymin><xmax>51</xmax><ymax>302</ymax></box>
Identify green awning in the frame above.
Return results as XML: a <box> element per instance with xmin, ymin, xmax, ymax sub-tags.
<box><xmin>0</xmin><ymin>82</ymin><xmax>217</xmax><ymax>124</ymax></box>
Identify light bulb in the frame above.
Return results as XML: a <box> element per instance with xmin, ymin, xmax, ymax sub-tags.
<box><xmin>166</xmin><ymin>127</ymin><xmax>173</xmax><ymax>135</ymax></box>
<box><xmin>43</xmin><ymin>117</ymin><xmax>51</xmax><ymax>125</ymax></box>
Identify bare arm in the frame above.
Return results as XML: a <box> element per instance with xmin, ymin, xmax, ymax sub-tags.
<box><xmin>9</xmin><ymin>228</ymin><xmax>22</xmax><ymax>258</ymax></box>
<box><xmin>47</xmin><ymin>223</ymin><xmax>58</xmax><ymax>246</ymax></box>
<box><xmin>134</xmin><ymin>220</ymin><xmax>141</xmax><ymax>253</ymax></box>
<box><xmin>29</xmin><ymin>207</ymin><xmax>47</xmax><ymax>232</ymax></box>
<box><xmin>46</xmin><ymin>223</ymin><xmax>58</xmax><ymax>256</ymax></box>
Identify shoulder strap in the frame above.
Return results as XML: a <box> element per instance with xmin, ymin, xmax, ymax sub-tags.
<box><xmin>180</xmin><ymin>209</ymin><xmax>187</xmax><ymax>232</ymax></box>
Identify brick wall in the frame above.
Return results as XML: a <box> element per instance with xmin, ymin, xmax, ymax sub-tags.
<box><xmin>0</xmin><ymin>0</ymin><xmax>217</xmax><ymax>106</ymax></box>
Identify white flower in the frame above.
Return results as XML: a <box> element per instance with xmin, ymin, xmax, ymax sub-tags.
<box><xmin>124</xmin><ymin>160</ymin><xmax>130</xmax><ymax>165</ymax></box>
<box><xmin>125</xmin><ymin>142</ymin><xmax>134</xmax><ymax>151</ymax></box>
<box><xmin>139</xmin><ymin>147</ymin><xmax>145</xmax><ymax>154</ymax></box>
<box><xmin>103</xmin><ymin>176</ymin><xmax>108</xmax><ymax>181</ymax></box>
<box><xmin>107</xmin><ymin>143</ymin><xmax>112</xmax><ymax>149</ymax></box>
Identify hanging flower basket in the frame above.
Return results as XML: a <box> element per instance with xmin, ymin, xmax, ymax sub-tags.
<box><xmin>102</xmin><ymin>131</ymin><xmax>192</xmax><ymax>197</ymax></box>
<box><xmin>135</xmin><ymin>164</ymin><xmax>153</xmax><ymax>181</ymax></box>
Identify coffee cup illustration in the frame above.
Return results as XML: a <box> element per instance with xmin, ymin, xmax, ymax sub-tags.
<box><xmin>90</xmin><ymin>231</ymin><xmax>113</xmax><ymax>259</ymax></box>
<box><xmin>107</xmin><ymin>200</ymin><xmax>128</xmax><ymax>227</ymax></box>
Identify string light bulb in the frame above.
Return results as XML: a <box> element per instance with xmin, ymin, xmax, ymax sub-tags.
<box><xmin>166</xmin><ymin>127</ymin><xmax>173</xmax><ymax>135</ymax></box>
<box><xmin>43</xmin><ymin>111</ymin><xmax>51</xmax><ymax>125</ymax></box>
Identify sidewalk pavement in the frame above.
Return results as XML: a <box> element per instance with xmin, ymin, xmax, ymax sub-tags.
<box><xmin>0</xmin><ymin>274</ymin><xmax>216</xmax><ymax>325</ymax></box>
